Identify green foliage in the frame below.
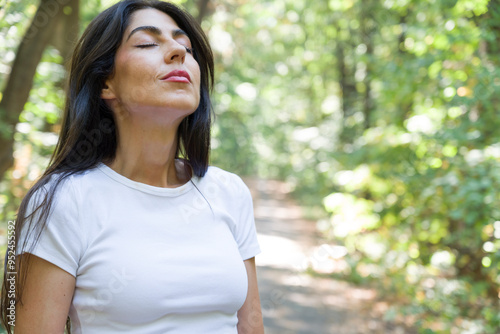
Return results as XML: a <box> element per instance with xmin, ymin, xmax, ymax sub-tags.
<box><xmin>293</xmin><ymin>0</ymin><xmax>499</xmax><ymax>332</ymax></box>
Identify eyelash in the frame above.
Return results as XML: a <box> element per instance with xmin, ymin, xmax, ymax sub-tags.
<box><xmin>136</xmin><ymin>43</ymin><xmax>158</xmax><ymax>48</ymax></box>
<box><xmin>136</xmin><ymin>43</ymin><xmax>194</xmax><ymax>54</ymax></box>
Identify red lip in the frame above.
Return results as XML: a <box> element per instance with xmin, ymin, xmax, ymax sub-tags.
<box><xmin>161</xmin><ymin>70</ymin><xmax>191</xmax><ymax>83</ymax></box>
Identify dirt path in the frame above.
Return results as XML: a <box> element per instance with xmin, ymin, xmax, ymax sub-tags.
<box><xmin>245</xmin><ymin>178</ymin><xmax>413</xmax><ymax>334</ymax></box>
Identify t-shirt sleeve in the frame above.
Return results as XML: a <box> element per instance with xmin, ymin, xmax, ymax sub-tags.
<box><xmin>232</xmin><ymin>175</ymin><xmax>261</xmax><ymax>261</ymax></box>
<box><xmin>16</xmin><ymin>177</ymin><xmax>83</xmax><ymax>277</ymax></box>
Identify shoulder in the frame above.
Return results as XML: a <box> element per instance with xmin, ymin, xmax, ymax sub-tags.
<box><xmin>28</xmin><ymin>167</ymin><xmax>100</xmax><ymax>212</ymax></box>
<box><xmin>193</xmin><ymin>166</ymin><xmax>253</xmax><ymax>206</ymax></box>
<box><xmin>200</xmin><ymin>166</ymin><xmax>251</xmax><ymax>198</ymax></box>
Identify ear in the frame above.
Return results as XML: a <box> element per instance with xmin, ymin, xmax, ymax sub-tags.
<box><xmin>101</xmin><ymin>80</ymin><xmax>116</xmax><ymax>100</ymax></box>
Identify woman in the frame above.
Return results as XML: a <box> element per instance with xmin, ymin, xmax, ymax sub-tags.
<box><xmin>1</xmin><ymin>1</ymin><xmax>264</xmax><ymax>333</ymax></box>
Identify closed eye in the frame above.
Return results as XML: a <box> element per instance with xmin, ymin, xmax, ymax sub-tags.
<box><xmin>135</xmin><ymin>43</ymin><xmax>158</xmax><ymax>48</ymax></box>
<box><xmin>136</xmin><ymin>43</ymin><xmax>192</xmax><ymax>54</ymax></box>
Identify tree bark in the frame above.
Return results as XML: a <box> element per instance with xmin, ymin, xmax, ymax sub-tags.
<box><xmin>361</xmin><ymin>1</ymin><xmax>374</xmax><ymax>130</ymax></box>
<box><xmin>45</xmin><ymin>0</ymin><xmax>80</xmax><ymax>134</ymax></box>
<box><xmin>196</xmin><ymin>0</ymin><xmax>211</xmax><ymax>24</ymax></box>
<box><xmin>51</xmin><ymin>0</ymin><xmax>80</xmax><ymax>68</ymax></box>
<box><xmin>337</xmin><ymin>42</ymin><xmax>348</xmax><ymax>117</ymax></box>
<box><xmin>0</xmin><ymin>0</ymin><xmax>66</xmax><ymax>181</ymax></box>
<box><xmin>396</xmin><ymin>11</ymin><xmax>414</xmax><ymax>127</ymax></box>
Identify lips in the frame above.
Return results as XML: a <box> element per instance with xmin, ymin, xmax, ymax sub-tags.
<box><xmin>161</xmin><ymin>70</ymin><xmax>191</xmax><ymax>83</ymax></box>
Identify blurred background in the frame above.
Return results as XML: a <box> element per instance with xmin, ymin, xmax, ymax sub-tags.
<box><xmin>0</xmin><ymin>0</ymin><xmax>499</xmax><ymax>333</ymax></box>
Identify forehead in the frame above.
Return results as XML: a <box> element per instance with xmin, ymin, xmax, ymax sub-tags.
<box><xmin>125</xmin><ymin>8</ymin><xmax>180</xmax><ymax>34</ymax></box>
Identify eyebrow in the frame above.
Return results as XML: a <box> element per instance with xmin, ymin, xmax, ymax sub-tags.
<box><xmin>126</xmin><ymin>25</ymin><xmax>189</xmax><ymax>41</ymax></box>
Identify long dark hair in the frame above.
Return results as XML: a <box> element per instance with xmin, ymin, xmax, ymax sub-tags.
<box><xmin>1</xmin><ymin>1</ymin><xmax>214</xmax><ymax>332</ymax></box>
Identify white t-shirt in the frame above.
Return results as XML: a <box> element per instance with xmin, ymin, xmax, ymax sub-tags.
<box><xmin>17</xmin><ymin>163</ymin><xmax>261</xmax><ymax>333</ymax></box>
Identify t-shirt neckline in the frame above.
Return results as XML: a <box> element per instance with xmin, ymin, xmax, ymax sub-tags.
<box><xmin>97</xmin><ymin>162</ymin><xmax>195</xmax><ymax>197</ymax></box>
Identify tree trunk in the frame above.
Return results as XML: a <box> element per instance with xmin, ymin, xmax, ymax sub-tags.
<box><xmin>45</xmin><ymin>0</ymin><xmax>79</xmax><ymax>134</ymax></box>
<box><xmin>337</xmin><ymin>42</ymin><xmax>348</xmax><ymax>117</ymax></box>
<box><xmin>0</xmin><ymin>0</ymin><xmax>65</xmax><ymax>181</ymax></box>
<box><xmin>196</xmin><ymin>0</ymin><xmax>211</xmax><ymax>24</ymax></box>
<box><xmin>361</xmin><ymin>1</ymin><xmax>374</xmax><ymax>130</ymax></box>
<box><xmin>396</xmin><ymin>12</ymin><xmax>414</xmax><ymax>127</ymax></box>
<box><xmin>398</xmin><ymin>14</ymin><xmax>407</xmax><ymax>53</ymax></box>
<box><xmin>51</xmin><ymin>0</ymin><xmax>80</xmax><ymax>68</ymax></box>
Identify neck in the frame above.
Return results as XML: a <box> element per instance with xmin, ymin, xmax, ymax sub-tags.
<box><xmin>106</xmin><ymin>120</ymin><xmax>189</xmax><ymax>188</ymax></box>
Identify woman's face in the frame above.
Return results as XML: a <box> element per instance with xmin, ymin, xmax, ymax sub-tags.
<box><xmin>102</xmin><ymin>8</ymin><xmax>201</xmax><ymax>125</ymax></box>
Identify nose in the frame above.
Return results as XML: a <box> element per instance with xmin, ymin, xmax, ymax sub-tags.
<box><xmin>164</xmin><ymin>42</ymin><xmax>186</xmax><ymax>64</ymax></box>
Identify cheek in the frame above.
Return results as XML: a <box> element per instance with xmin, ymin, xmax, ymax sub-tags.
<box><xmin>194</xmin><ymin>67</ymin><xmax>202</xmax><ymax>93</ymax></box>
<box><xmin>114</xmin><ymin>56</ymin><xmax>157</xmax><ymax>100</ymax></box>
<box><xmin>123</xmin><ymin>58</ymin><xmax>154</xmax><ymax>84</ymax></box>
<box><xmin>117</xmin><ymin>50</ymin><xmax>156</xmax><ymax>77</ymax></box>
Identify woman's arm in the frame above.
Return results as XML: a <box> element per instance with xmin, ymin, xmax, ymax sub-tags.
<box><xmin>15</xmin><ymin>254</ymin><xmax>75</xmax><ymax>334</ymax></box>
<box><xmin>237</xmin><ymin>257</ymin><xmax>264</xmax><ymax>334</ymax></box>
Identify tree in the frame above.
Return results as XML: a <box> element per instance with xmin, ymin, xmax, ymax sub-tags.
<box><xmin>0</xmin><ymin>0</ymin><xmax>79</xmax><ymax>182</ymax></box>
